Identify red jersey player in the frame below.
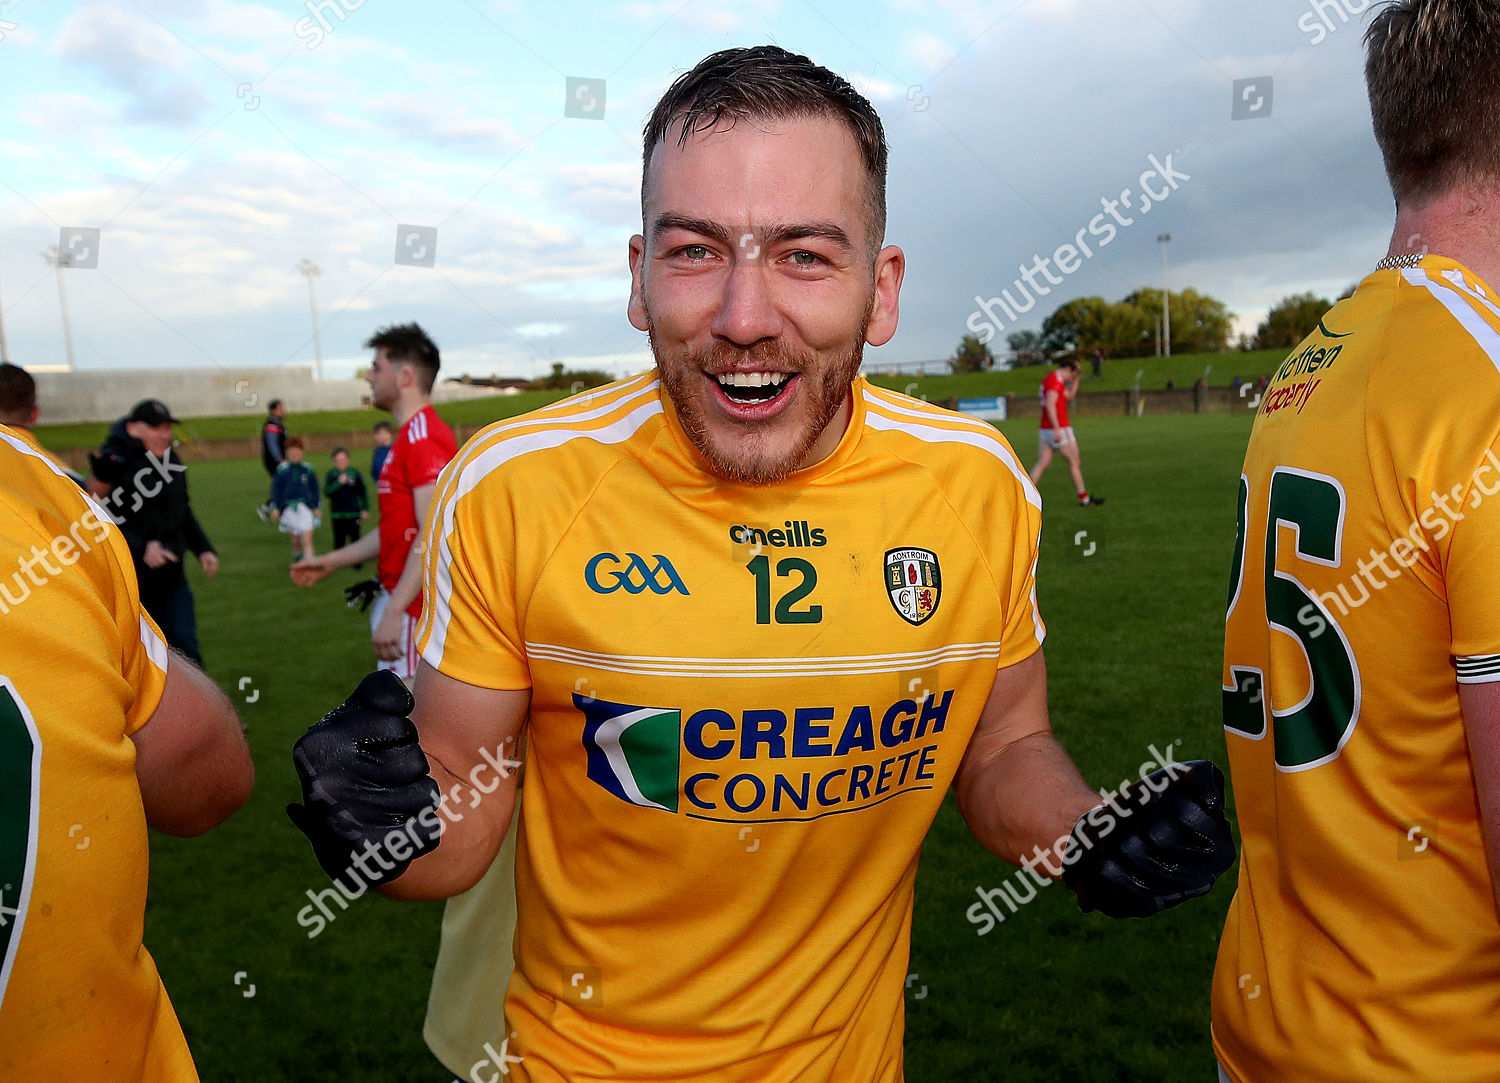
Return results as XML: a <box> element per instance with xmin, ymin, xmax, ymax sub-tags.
<box><xmin>292</xmin><ymin>323</ymin><xmax>457</xmax><ymax>680</ymax></box>
<box><xmin>1029</xmin><ymin>356</ymin><xmax>1103</xmax><ymax>505</ymax></box>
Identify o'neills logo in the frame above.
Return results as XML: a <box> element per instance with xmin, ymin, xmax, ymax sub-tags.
<box><xmin>728</xmin><ymin>521</ymin><xmax>828</xmax><ymax>549</ymax></box>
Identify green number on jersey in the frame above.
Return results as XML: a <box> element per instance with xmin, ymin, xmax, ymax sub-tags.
<box><xmin>0</xmin><ymin>680</ymin><xmax>41</xmax><ymax>1011</ymax></box>
<box><xmin>1223</xmin><ymin>468</ymin><xmax>1360</xmax><ymax>770</ymax></box>
<box><xmin>746</xmin><ymin>556</ymin><xmax>822</xmax><ymax>625</ymax></box>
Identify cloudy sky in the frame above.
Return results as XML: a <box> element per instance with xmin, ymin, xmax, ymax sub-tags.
<box><xmin>0</xmin><ymin>0</ymin><xmax>1392</xmax><ymax>382</ymax></box>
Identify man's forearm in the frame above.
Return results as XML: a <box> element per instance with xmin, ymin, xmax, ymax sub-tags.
<box><xmin>378</xmin><ymin>761</ymin><xmax>516</xmax><ymax>901</ymax></box>
<box><xmin>323</xmin><ymin>528</ymin><xmax>382</xmax><ymax>569</ymax></box>
<box><xmin>384</xmin><ymin>540</ymin><xmax>426</xmax><ymax>615</ymax></box>
<box><xmin>956</xmin><ymin>732</ymin><xmax>1099</xmax><ymax>873</ymax></box>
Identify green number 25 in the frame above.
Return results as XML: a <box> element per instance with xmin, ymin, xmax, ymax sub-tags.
<box><xmin>1223</xmin><ymin>468</ymin><xmax>1361</xmax><ymax>770</ymax></box>
<box><xmin>0</xmin><ymin>680</ymin><xmax>41</xmax><ymax>1012</ymax></box>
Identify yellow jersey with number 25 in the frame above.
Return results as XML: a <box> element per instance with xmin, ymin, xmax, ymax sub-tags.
<box><xmin>1214</xmin><ymin>256</ymin><xmax>1500</xmax><ymax>1082</ymax></box>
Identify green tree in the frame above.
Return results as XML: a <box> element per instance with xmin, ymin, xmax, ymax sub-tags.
<box><xmin>529</xmin><ymin>362</ymin><xmax>613</xmax><ymax>391</ymax></box>
<box><xmin>1254</xmin><ymin>292</ymin><xmax>1333</xmax><ymax>349</ymax></box>
<box><xmin>1006</xmin><ymin>329</ymin><xmax>1047</xmax><ymax>367</ymax></box>
<box><xmin>1122</xmin><ymin>287</ymin><xmax>1233</xmax><ymax>355</ymax></box>
<box><xmin>951</xmin><ymin>332</ymin><xmax>994</xmax><ymax>373</ymax></box>
<box><xmin>1043</xmin><ymin>296</ymin><xmax>1151</xmax><ymax>357</ymax></box>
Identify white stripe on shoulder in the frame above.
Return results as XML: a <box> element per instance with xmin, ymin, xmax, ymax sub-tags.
<box><xmin>139</xmin><ymin>616</ymin><xmax>169</xmax><ymax>673</ymax></box>
<box><xmin>1402</xmin><ymin>267</ymin><xmax>1500</xmax><ymax>374</ymax></box>
<box><xmin>435</xmin><ymin>378</ymin><xmax>661</xmax><ymax>502</ymax></box>
<box><xmin>421</xmin><ymin>394</ymin><xmax>664</xmax><ymax>665</ymax></box>
<box><xmin>530</xmin><ymin>373</ymin><xmax>658</xmax><ymax>420</ymax></box>
<box><xmin>862</xmin><ymin>388</ymin><xmax>1041</xmax><ymax>509</ymax></box>
<box><xmin>0</xmin><ymin>428</ymin><xmax>111</xmax><ymax>521</ymax></box>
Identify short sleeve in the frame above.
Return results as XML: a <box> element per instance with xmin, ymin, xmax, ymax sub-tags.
<box><xmin>95</xmin><ymin>509</ymin><xmax>170</xmax><ymax>732</ymax></box>
<box><xmin>418</xmin><ymin>461</ymin><xmax>529</xmax><ymax>690</ymax></box>
<box><xmin>994</xmin><ymin>483</ymin><xmax>1046</xmax><ymax>670</ymax></box>
<box><xmin>1445</xmin><ymin>441</ymin><xmax>1500</xmax><ymax>681</ymax></box>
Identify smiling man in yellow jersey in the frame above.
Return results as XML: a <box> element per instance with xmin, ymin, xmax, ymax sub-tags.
<box><xmin>0</xmin><ymin>431</ymin><xmax>253</xmax><ymax>1078</ymax></box>
<box><xmin>288</xmin><ymin>46</ymin><xmax>1235</xmax><ymax>1082</ymax></box>
<box><xmin>1213</xmin><ymin>4</ymin><xmax>1500</xmax><ymax>1080</ymax></box>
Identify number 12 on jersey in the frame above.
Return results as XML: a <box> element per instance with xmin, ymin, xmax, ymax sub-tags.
<box><xmin>1223</xmin><ymin>468</ymin><xmax>1362</xmax><ymax>771</ymax></box>
<box><xmin>746</xmin><ymin>556</ymin><xmax>822</xmax><ymax>625</ymax></box>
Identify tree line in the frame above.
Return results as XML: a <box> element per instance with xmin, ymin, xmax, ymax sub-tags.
<box><xmin>952</xmin><ymin>286</ymin><xmax>1359</xmax><ymax>371</ymax></box>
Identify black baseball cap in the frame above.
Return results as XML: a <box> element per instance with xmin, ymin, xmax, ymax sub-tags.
<box><xmin>127</xmin><ymin>399</ymin><xmax>180</xmax><ymax>426</ymax></box>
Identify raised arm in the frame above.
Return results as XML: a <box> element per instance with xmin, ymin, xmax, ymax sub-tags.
<box><xmin>389</xmin><ymin>661</ymin><xmax>529</xmax><ymax>898</ymax></box>
<box><xmin>286</xmin><ymin>664</ymin><xmax>528</xmax><ymax>901</ymax></box>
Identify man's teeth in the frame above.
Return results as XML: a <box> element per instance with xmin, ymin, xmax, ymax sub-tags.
<box><xmin>716</xmin><ymin>372</ymin><xmax>791</xmax><ymax>389</ymax></box>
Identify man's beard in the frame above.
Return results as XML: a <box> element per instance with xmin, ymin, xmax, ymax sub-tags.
<box><xmin>646</xmin><ymin>316</ymin><xmax>869</xmax><ymax>486</ymax></box>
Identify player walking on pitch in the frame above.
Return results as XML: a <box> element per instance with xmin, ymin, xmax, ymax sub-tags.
<box><xmin>290</xmin><ymin>323</ymin><xmax>456</xmax><ymax>681</ymax></box>
<box><xmin>288</xmin><ymin>47</ymin><xmax>1232</xmax><ymax>1082</ymax></box>
<box><xmin>1029</xmin><ymin>356</ymin><xmax>1102</xmax><ymax>505</ymax></box>
<box><xmin>1213</xmin><ymin>5</ymin><xmax>1500</xmax><ymax>1080</ymax></box>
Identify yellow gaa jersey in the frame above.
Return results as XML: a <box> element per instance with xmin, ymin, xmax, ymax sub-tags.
<box><xmin>1213</xmin><ymin>257</ymin><xmax>1500</xmax><ymax>1081</ymax></box>
<box><xmin>418</xmin><ymin>374</ymin><xmax>1044</xmax><ymax>1082</ymax></box>
<box><xmin>0</xmin><ymin>428</ymin><xmax>196</xmax><ymax>1080</ymax></box>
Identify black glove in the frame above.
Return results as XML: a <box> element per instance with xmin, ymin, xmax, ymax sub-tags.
<box><xmin>287</xmin><ymin>671</ymin><xmax>442</xmax><ymax>891</ymax></box>
<box><xmin>1061</xmin><ymin>759</ymin><xmax>1235</xmax><ymax>918</ymax></box>
<box><xmin>343</xmin><ymin>577</ymin><xmax>382</xmax><ymax>613</ymax></box>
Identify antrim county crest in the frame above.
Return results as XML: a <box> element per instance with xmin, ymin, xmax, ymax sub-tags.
<box><xmin>885</xmin><ymin>548</ymin><xmax>942</xmax><ymax>626</ymax></box>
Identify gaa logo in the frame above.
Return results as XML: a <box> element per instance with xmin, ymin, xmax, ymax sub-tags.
<box><xmin>584</xmin><ymin>553</ymin><xmax>689</xmax><ymax>596</ymax></box>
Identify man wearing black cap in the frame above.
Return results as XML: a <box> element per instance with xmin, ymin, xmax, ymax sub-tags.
<box><xmin>88</xmin><ymin>399</ymin><xmax>219</xmax><ymax>666</ymax></box>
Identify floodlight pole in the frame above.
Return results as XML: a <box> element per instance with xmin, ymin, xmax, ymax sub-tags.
<box><xmin>298</xmin><ymin>259</ymin><xmax>324</xmax><ymax>381</ymax></box>
<box><xmin>43</xmin><ymin>246</ymin><xmax>76</xmax><ymax>371</ymax></box>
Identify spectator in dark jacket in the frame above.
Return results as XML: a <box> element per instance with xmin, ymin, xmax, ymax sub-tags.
<box><xmin>257</xmin><ymin>399</ymin><xmax>289</xmax><ymax>521</ymax></box>
<box><xmin>88</xmin><ymin>399</ymin><xmax>218</xmax><ymax>665</ymax></box>
<box><xmin>270</xmin><ymin>437</ymin><xmax>321</xmax><ymax>563</ymax></box>
<box><xmin>323</xmin><ymin>446</ymin><xmax>369</xmax><ymax>559</ymax></box>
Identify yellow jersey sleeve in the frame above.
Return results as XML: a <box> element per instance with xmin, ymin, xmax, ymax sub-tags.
<box><xmin>419</xmin><ymin>439</ymin><xmax>529</xmax><ymax>690</ymax></box>
<box><xmin>0</xmin><ymin>431</ymin><xmax>197</xmax><ymax>1079</ymax></box>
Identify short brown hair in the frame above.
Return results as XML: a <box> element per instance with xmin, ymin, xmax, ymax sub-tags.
<box><xmin>285</xmin><ymin>436</ymin><xmax>304</xmax><ymax>451</ymax></box>
<box><xmin>641</xmin><ymin>46</ymin><xmax>889</xmax><ymax>246</ymax></box>
<box><xmin>1365</xmin><ymin>1</ymin><xmax>1500</xmax><ymax>206</ymax></box>
<box><xmin>0</xmin><ymin>363</ymin><xmax>36</xmax><ymax>425</ymax></box>
<box><xmin>366</xmin><ymin>322</ymin><xmax>441</xmax><ymax>393</ymax></box>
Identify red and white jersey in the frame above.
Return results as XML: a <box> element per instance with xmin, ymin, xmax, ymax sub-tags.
<box><xmin>377</xmin><ymin>405</ymin><xmax>457</xmax><ymax>617</ymax></box>
<box><xmin>1038</xmin><ymin>369</ymin><xmax>1071</xmax><ymax>430</ymax></box>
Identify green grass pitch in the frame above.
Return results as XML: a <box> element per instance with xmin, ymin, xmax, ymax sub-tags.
<box><xmin>135</xmin><ymin>406</ymin><xmax>1255</xmax><ymax>1081</ymax></box>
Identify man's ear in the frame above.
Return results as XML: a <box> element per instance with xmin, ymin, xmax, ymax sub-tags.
<box><xmin>628</xmin><ymin>234</ymin><xmax>649</xmax><ymax>333</ymax></box>
<box><xmin>865</xmin><ymin>245</ymin><xmax>905</xmax><ymax>348</ymax></box>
